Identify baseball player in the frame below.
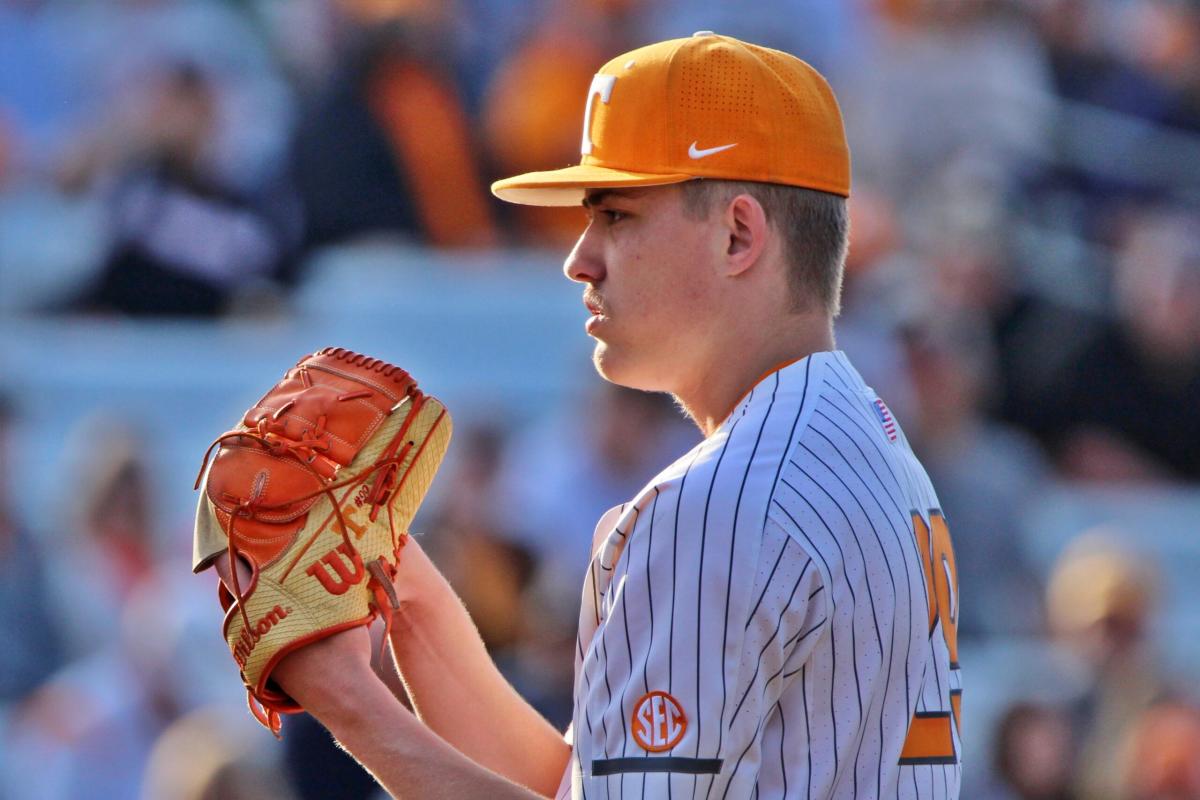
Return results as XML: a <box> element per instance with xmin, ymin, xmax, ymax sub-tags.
<box><xmin>227</xmin><ymin>33</ymin><xmax>962</xmax><ymax>799</ymax></box>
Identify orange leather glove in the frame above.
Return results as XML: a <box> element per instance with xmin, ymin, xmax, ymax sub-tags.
<box><xmin>193</xmin><ymin>347</ymin><xmax>451</xmax><ymax>735</ymax></box>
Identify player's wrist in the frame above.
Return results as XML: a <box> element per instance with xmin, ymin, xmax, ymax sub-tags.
<box><xmin>272</xmin><ymin>626</ymin><xmax>380</xmax><ymax>717</ymax></box>
<box><xmin>298</xmin><ymin>666</ymin><xmax>424</xmax><ymax>777</ymax></box>
<box><xmin>389</xmin><ymin>585</ymin><xmax>447</xmax><ymax>659</ymax></box>
<box><xmin>388</xmin><ymin>536</ymin><xmax>458</xmax><ymax>640</ymax></box>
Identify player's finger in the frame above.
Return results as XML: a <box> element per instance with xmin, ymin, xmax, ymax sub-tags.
<box><xmin>213</xmin><ymin>551</ymin><xmax>253</xmax><ymax>593</ymax></box>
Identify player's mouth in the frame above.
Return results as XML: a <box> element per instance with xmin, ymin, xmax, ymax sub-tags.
<box><xmin>584</xmin><ymin>294</ymin><xmax>608</xmax><ymax>333</ymax></box>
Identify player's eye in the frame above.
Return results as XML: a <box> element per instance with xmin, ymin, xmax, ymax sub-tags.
<box><xmin>602</xmin><ymin>209</ymin><xmax>627</xmax><ymax>224</ymax></box>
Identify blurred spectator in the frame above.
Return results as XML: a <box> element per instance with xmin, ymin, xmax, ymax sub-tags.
<box><xmin>142</xmin><ymin>706</ymin><xmax>297</xmax><ymax>800</ymax></box>
<box><xmin>426</xmin><ymin>399</ymin><xmax>695</xmax><ymax>729</ymax></box>
<box><xmin>1122</xmin><ymin>698</ymin><xmax>1200</xmax><ymax>800</ymax></box>
<box><xmin>487</xmin><ymin>385</ymin><xmax>697</xmax><ymax>723</ymax></box>
<box><xmin>1</xmin><ymin>565</ymin><xmax>235</xmax><ymax>800</ymax></box>
<box><xmin>637</xmin><ymin>0</ymin><xmax>864</xmax><ymax>79</ymax></box>
<box><xmin>281</xmin><ymin>711</ymin><xmax>380</xmax><ymax>800</ymax></box>
<box><xmin>1048</xmin><ymin>532</ymin><xmax>1170</xmax><ymax>800</ymax></box>
<box><xmin>482</xmin><ymin>11</ymin><xmax>608</xmax><ymax>246</ymax></box>
<box><xmin>835</xmin><ymin>170</ymin><xmax>1062</xmax><ymax>640</ymax></box>
<box><xmin>0</xmin><ymin>395</ymin><xmax>63</xmax><ymax>705</ymax></box>
<box><xmin>832</xmin><ymin>184</ymin><xmax>919</xmax><ymax>423</ymax></box>
<box><xmin>0</xmin><ymin>0</ymin><xmax>291</xmax><ymax>186</ymax></box>
<box><xmin>47</xmin><ymin>418</ymin><xmax>159</xmax><ymax>659</ymax></box>
<box><xmin>496</xmin><ymin>383</ymin><xmax>697</xmax><ymax>596</ymax></box>
<box><xmin>290</xmin><ymin>17</ymin><xmax>497</xmax><ymax>252</ymax></box>
<box><xmin>0</xmin><ymin>0</ymin><xmax>90</xmax><ymax>182</ymax></box>
<box><xmin>57</xmin><ymin>62</ymin><xmax>296</xmax><ymax>317</ymax></box>
<box><xmin>1034</xmin><ymin>0</ymin><xmax>1168</xmax><ymax>127</ymax></box>
<box><xmin>1020</xmin><ymin>209</ymin><xmax>1200</xmax><ymax>481</ymax></box>
<box><xmin>0</xmin><ymin>110</ymin><xmax>9</xmax><ymax>185</ymax></box>
<box><xmin>910</xmin><ymin>153</ymin><xmax>1018</xmax><ymax>317</ymax></box>
<box><xmin>900</xmin><ymin>312</ymin><xmax>1048</xmax><ymax>637</ymax></box>
<box><xmin>251</xmin><ymin>0</ymin><xmax>342</xmax><ymax>93</ymax></box>
<box><xmin>1034</xmin><ymin>0</ymin><xmax>1200</xmax><ymax>134</ymax></box>
<box><xmin>1123</xmin><ymin>0</ymin><xmax>1200</xmax><ymax>131</ymax></box>
<box><xmin>841</xmin><ymin>0</ymin><xmax>1053</xmax><ymax>200</ymax></box>
<box><xmin>429</xmin><ymin>425</ymin><xmax>535</xmax><ymax>653</ymax></box>
<box><xmin>449</xmin><ymin>524</ymin><xmax>535</xmax><ymax>654</ymax></box>
<box><xmin>419</xmin><ymin>425</ymin><xmax>563</xmax><ymax>720</ymax></box>
<box><xmin>982</xmin><ymin>702</ymin><xmax>1077</xmax><ymax>800</ymax></box>
<box><xmin>452</xmin><ymin>0</ymin><xmax>556</xmax><ymax>110</ymax></box>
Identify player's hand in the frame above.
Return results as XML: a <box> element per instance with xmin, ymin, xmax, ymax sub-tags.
<box><xmin>213</xmin><ymin>549</ymin><xmax>254</xmax><ymax>592</ymax></box>
<box><xmin>212</xmin><ymin>552</ymin><xmax>377</xmax><ymax>716</ymax></box>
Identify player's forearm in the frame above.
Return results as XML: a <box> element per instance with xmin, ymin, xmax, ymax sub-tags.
<box><xmin>304</xmin><ymin>666</ymin><xmax>548</xmax><ymax>800</ymax></box>
<box><xmin>390</xmin><ymin>540</ymin><xmax>570</xmax><ymax>796</ymax></box>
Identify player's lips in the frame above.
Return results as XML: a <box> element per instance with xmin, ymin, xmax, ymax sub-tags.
<box><xmin>583</xmin><ymin>295</ymin><xmax>608</xmax><ymax>334</ymax></box>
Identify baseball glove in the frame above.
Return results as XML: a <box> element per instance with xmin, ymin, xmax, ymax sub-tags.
<box><xmin>192</xmin><ymin>347</ymin><xmax>451</xmax><ymax>735</ymax></box>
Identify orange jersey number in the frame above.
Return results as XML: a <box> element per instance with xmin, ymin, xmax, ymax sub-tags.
<box><xmin>899</xmin><ymin>510</ymin><xmax>961</xmax><ymax>765</ymax></box>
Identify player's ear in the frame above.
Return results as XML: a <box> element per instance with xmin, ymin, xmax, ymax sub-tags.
<box><xmin>721</xmin><ymin>193</ymin><xmax>768</xmax><ymax>278</ymax></box>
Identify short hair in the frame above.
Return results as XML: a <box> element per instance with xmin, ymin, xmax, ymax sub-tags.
<box><xmin>679</xmin><ymin>179</ymin><xmax>849</xmax><ymax>315</ymax></box>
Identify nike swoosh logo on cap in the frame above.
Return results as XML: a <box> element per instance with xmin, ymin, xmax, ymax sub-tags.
<box><xmin>688</xmin><ymin>141</ymin><xmax>738</xmax><ymax>159</ymax></box>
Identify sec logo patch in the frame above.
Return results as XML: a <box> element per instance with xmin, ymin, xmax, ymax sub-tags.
<box><xmin>631</xmin><ymin>691</ymin><xmax>687</xmax><ymax>752</ymax></box>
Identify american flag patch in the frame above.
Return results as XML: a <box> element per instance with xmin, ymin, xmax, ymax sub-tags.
<box><xmin>873</xmin><ymin>398</ymin><xmax>898</xmax><ymax>442</ymax></box>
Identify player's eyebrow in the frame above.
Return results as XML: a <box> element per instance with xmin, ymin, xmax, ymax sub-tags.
<box><xmin>582</xmin><ymin>188</ymin><xmax>646</xmax><ymax>209</ymax></box>
<box><xmin>582</xmin><ymin>190</ymin><xmax>614</xmax><ymax>210</ymax></box>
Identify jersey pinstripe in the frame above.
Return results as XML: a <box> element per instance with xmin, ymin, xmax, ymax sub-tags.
<box><xmin>556</xmin><ymin>351</ymin><xmax>962</xmax><ymax>799</ymax></box>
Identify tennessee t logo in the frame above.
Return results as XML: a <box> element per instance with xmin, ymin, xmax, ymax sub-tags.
<box><xmin>581</xmin><ymin>74</ymin><xmax>617</xmax><ymax>155</ymax></box>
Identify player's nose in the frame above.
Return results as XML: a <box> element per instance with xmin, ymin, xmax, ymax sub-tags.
<box><xmin>563</xmin><ymin>223</ymin><xmax>606</xmax><ymax>285</ymax></box>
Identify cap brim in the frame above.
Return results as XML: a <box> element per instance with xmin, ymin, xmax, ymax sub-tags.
<box><xmin>491</xmin><ymin>164</ymin><xmax>695</xmax><ymax>207</ymax></box>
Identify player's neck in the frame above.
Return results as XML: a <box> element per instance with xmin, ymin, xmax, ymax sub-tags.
<box><xmin>676</xmin><ymin>313</ymin><xmax>835</xmax><ymax>437</ymax></box>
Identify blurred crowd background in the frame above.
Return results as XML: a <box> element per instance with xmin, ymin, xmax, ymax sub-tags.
<box><xmin>1</xmin><ymin>0</ymin><xmax>1200</xmax><ymax>797</ymax></box>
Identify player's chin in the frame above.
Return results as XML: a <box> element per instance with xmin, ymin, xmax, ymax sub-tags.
<box><xmin>591</xmin><ymin>342</ymin><xmax>667</xmax><ymax>393</ymax></box>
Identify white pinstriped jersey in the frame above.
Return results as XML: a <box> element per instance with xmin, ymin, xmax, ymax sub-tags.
<box><xmin>557</xmin><ymin>351</ymin><xmax>962</xmax><ymax>799</ymax></box>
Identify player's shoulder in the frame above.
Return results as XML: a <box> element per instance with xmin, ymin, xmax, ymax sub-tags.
<box><xmin>625</xmin><ymin>352</ymin><xmax>856</xmax><ymax>536</ymax></box>
<box><xmin>785</xmin><ymin>349</ymin><xmax>922</xmax><ymax>480</ymax></box>
<box><xmin>769</xmin><ymin>352</ymin><xmax>945</xmax><ymax>563</ymax></box>
<box><xmin>614</xmin><ymin>352</ymin><xmax>900</xmax><ymax>524</ymax></box>
<box><xmin>761</xmin><ymin>354</ymin><xmax>912</xmax><ymax>529</ymax></box>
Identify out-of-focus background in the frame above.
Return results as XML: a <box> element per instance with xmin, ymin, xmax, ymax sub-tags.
<box><xmin>1</xmin><ymin>0</ymin><xmax>1199</xmax><ymax>797</ymax></box>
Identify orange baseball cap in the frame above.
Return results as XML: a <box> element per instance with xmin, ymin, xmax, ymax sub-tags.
<box><xmin>491</xmin><ymin>32</ymin><xmax>850</xmax><ymax>207</ymax></box>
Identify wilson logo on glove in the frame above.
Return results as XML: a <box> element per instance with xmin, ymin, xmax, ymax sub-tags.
<box><xmin>233</xmin><ymin>605</ymin><xmax>291</xmax><ymax>668</ymax></box>
<box><xmin>306</xmin><ymin>542</ymin><xmax>366</xmax><ymax>595</ymax></box>
<box><xmin>193</xmin><ymin>347</ymin><xmax>452</xmax><ymax>737</ymax></box>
